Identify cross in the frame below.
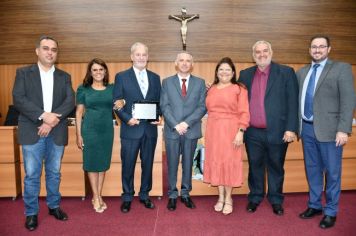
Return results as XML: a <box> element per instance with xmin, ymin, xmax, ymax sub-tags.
<box><xmin>169</xmin><ymin>7</ymin><xmax>199</xmax><ymax>50</ymax></box>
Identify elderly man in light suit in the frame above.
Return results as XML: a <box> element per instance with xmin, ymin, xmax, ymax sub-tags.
<box><xmin>160</xmin><ymin>51</ymin><xmax>206</xmax><ymax>211</ymax></box>
<box><xmin>297</xmin><ymin>35</ymin><xmax>355</xmax><ymax>229</ymax></box>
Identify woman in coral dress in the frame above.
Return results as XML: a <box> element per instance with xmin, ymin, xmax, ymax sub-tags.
<box><xmin>204</xmin><ymin>57</ymin><xmax>250</xmax><ymax>215</ymax></box>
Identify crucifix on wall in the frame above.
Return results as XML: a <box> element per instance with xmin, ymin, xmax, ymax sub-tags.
<box><xmin>169</xmin><ymin>7</ymin><xmax>199</xmax><ymax>50</ymax></box>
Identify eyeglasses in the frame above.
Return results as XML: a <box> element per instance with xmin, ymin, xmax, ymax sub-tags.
<box><xmin>310</xmin><ymin>45</ymin><xmax>329</xmax><ymax>50</ymax></box>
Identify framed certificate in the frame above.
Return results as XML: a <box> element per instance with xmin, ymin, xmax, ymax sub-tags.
<box><xmin>132</xmin><ymin>101</ymin><xmax>159</xmax><ymax>121</ymax></box>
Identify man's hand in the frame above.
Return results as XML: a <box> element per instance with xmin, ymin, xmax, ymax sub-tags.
<box><xmin>127</xmin><ymin>118</ymin><xmax>140</xmax><ymax>126</ymax></box>
<box><xmin>41</xmin><ymin>112</ymin><xmax>61</xmax><ymax>127</ymax></box>
<box><xmin>175</xmin><ymin>122</ymin><xmax>188</xmax><ymax>135</ymax></box>
<box><xmin>283</xmin><ymin>131</ymin><xmax>296</xmax><ymax>143</ymax></box>
<box><xmin>150</xmin><ymin>116</ymin><xmax>162</xmax><ymax>125</ymax></box>
<box><xmin>114</xmin><ymin>99</ymin><xmax>125</xmax><ymax>110</ymax></box>
<box><xmin>336</xmin><ymin>131</ymin><xmax>348</xmax><ymax>146</ymax></box>
<box><xmin>206</xmin><ymin>82</ymin><xmax>212</xmax><ymax>90</ymax></box>
<box><xmin>37</xmin><ymin>123</ymin><xmax>52</xmax><ymax>137</ymax></box>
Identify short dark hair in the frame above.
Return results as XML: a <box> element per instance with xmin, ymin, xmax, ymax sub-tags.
<box><xmin>310</xmin><ymin>35</ymin><xmax>330</xmax><ymax>47</ymax></box>
<box><xmin>36</xmin><ymin>35</ymin><xmax>59</xmax><ymax>48</ymax></box>
<box><xmin>83</xmin><ymin>58</ymin><xmax>110</xmax><ymax>87</ymax></box>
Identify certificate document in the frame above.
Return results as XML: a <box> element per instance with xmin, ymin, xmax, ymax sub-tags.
<box><xmin>132</xmin><ymin>101</ymin><xmax>159</xmax><ymax>121</ymax></box>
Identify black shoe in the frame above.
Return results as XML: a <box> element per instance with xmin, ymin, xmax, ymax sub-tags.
<box><xmin>319</xmin><ymin>215</ymin><xmax>336</xmax><ymax>229</ymax></box>
<box><xmin>139</xmin><ymin>198</ymin><xmax>155</xmax><ymax>209</ymax></box>
<box><xmin>181</xmin><ymin>197</ymin><xmax>196</xmax><ymax>209</ymax></box>
<box><xmin>25</xmin><ymin>215</ymin><xmax>38</xmax><ymax>231</ymax></box>
<box><xmin>299</xmin><ymin>208</ymin><xmax>323</xmax><ymax>219</ymax></box>
<box><xmin>120</xmin><ymin>201</ymin><xmax>131</xmax><ymax>213</ymax></box>
<box><xmin>246</xmin><ymin>202</ymin><xmax>258</xmax><ymax>213</ymax></box>
<box><xmin>167</xmin><ymin>198</ymin><xmax>177</xmax><ymax>211</ymax></box>
<box><xmin>272</xmin><ymin>204</ymin><xmax>284</xmax><ymax>216</ymax></box>
<box><xmin>48</xmin><ymin>207</ymin><xmax>68</xmax><ymax>221</ymax></box>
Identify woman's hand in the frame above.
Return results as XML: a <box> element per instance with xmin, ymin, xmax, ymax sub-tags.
<box><xmin>76</xmin><ymin>135</ymin><xmax>84</xmax><ymax>150</ymax></box>
<box><xmin>233</xmin><ymin>131</ymin><xmax>244</xmax><ymax>149</ymax></box>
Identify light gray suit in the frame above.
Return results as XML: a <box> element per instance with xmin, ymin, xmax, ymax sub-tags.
<box><xmin>160</xmin><ymin>74</ymin><xmax>206</xmax><ymax>198</ymax></box>
<box><xmin>297</xmin><ymin>59</ymin><xmax>355</xmax><ymax>216</ymax></box>
<box><xmin>297</xmin><ymin>59</ymin><xmax>355</xmax><ymax>141</ymax></box>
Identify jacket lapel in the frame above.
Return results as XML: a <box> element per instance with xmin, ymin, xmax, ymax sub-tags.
<box><xmin>315</xmin><ymin>59</ymin><xmax>332</xmax><ymax>93</ymax></box>
<box><xmin>173</xmin><ymin>75</ymin><xmax>183</xmax><ymax>98</ymax></box>
<box><xmin>130</xmin><ymin>67</ymin><xmax>145</xmax><ymax>99</ymax></box>
<box><xmin>30</xmin><ymin>64</ymin><xmax>44</xmax><ymax>108</ymax></box>
<box><xmin>265</xmin><ymin>62</ymin><xmax>277</xmax><ymax>97</ymax></box>
<box><xmin>185</xmin><ymin>75</ymin><xmax>196</xmax><ymax>100</ymax></box>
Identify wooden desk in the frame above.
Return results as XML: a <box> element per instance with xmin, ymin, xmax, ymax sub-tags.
<box><xmin>102</xmin><ymin>126</ymin><xmax>163</xmax><ymax>196</ymax></box>
<box><xmin>0</xmin><ymin>126</ymin><xmax>21</xmax><ymax>198</ymax></box>
<box><xmin>181</xmin><ymin>119</ymin><xmax>356</xmax><ymax>196</ymax></box>
<box><xmin>19</xmin><ymin>126</ymin><xmax>163</xmax><ymax>197</ymax></box>
<box><xmin>20</xmin><ymin>127</ymin><xmax>86</xmax><ymax>197</ymax></box>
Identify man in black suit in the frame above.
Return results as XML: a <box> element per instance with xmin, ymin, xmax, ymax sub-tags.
<box><xmin>113</xmin><ymin>42</ymin><xmax>161</xmax><ymax>213</ymax></box>
<box><xmin>239</xmin><ymin>40</ymin><xmax>298</xmax><ymax>215</ymax></box>
<box><xmin>12</xmin><ymin>35</ymin><xmax>75</xmax><ymax>231</ymax></box>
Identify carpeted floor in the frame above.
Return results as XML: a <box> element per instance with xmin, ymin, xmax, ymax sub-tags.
<box><xmin>0</xmin><ymin>191</ymin><xmax>355</xmax><ymax>236</ymax></box>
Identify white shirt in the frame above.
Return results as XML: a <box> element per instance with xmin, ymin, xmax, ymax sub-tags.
<box><xmin>133</xmin><ymin>66</ymin><xmax>148</xmax><ymax>97</ymax></box>
<box><xmin>301</xmin><ymin>58</ymin><xmax>328</xmax><ymax>120</ymax></box>
<box><xmin>178</xmin><ymin>74</ymin><xmax>190</xmax><ymax>90</ymax></box>
<box><xmin>38</xmin><ymin>63</ymin><xmax>55</xmax><ymax>112</ymax></box>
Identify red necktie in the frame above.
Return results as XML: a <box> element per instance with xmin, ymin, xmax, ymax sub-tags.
<box><xmin>182</xmin><ymin>78</ymin><xmax>187</xmax><ymax>97</ymax></box>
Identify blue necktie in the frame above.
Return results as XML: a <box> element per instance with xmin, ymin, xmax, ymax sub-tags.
<box><xmin>304</xmin><ymin>64</ymin><xmax>320</xmax><ymax>119</ymax></box>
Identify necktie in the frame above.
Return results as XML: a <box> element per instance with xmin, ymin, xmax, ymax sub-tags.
<box><xmin>304</xmin><ymin>64</ymin><xmax>320</xmax><ymax>119</ymax></box>
<box><xmin>181</xmin><ymin>78</ymin><xmax>187</xmax><ymax>97</ymax></box>
<box><xmin>138</xmin><ymin>71</ymin><xmax>147</xmax><ymax>98</ymax></box>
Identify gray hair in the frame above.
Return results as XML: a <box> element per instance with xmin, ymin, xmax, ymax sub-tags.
<box><xmin>175</xmin><ymin>51</ymin><xmax>194</xmax><ymax>63</ymax></box>
<box><xmin>252</xmin><ymin>40</ymin><xmax>273</xmax><ymax>54</ymax></box>
<box><xmin>130</xmin><ymin>42</ymin><xmax>148</xmax><ymax>54</ymax></box>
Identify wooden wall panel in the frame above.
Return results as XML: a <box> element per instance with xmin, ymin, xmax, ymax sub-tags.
<box><xmin>0</xmin><ymin>0</ymin><xmax>355</xmax><ymax>64</ymax></box>
<box><xmin>0</xmin><ymin>63</ymin><xmax>355</xmax><ymax>125</ymax></box>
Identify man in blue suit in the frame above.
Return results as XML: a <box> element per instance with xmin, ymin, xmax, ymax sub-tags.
<box><xmin>160</xmin><ymin>52</ymin><xmax>206</xmax><ymax>211</ymax></box>
<box><xmin>239</xmin><ymin>40</ymin><xmax>299</xmax><ymax>215</ymax></box>
<box><xmin>297</xmin><ymin>35</ymin><xmax>355</xmax><ymax>229</ymax></box>
<box><xmin>13</xmin><ymin>35</ymin><xmax>75</xmax><ymax>231</ymax></box>
<box><xmin>113</xmin><ymin>42</ymin><xmax>161</xmax><ymax>213</ymax></box>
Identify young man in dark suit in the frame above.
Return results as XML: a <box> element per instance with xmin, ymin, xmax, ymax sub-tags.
<box><xmin>297</xmin><ymin>35</ymin><xmax>355</xmax><ymax>229</ymax></box>
<box><xmin>12</xmin><ymin>35</ymin><xmax>75</xmax><ymax>231</ymax></box>
<box><xmin>238</xmin><ymin>40</ymin><xmax>299</xmax><ymax>216</ymax></box>
<box><xmin>113</xmin><ymin>42</ymin><xmax>161</xmax><ymax>213</ymax></box>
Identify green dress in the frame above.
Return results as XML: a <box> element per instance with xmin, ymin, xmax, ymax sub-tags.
<box><xmin>76</xmin><ymin>84</ymin><xmax>114</xmax><ymax>172</ymax></box>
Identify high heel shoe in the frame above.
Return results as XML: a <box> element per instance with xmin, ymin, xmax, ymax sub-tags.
<box><xmin>99</xmin><ymin>196</ymin><xmax>107</xmax><ymax>210</ymax></box>
<box><xmin>92</xmin><ymin>198</ymin><xmax>104</xmax><ymax>213</ymax></box>
<box><xmin>214</xmin><ymin>200</ymin><xmax>224</xmax><ymax>212</ymax></box>
<box><xmin>222</xmin><ymin>200</ymin><xmax>233</xmax><ymax>215</ymax></box>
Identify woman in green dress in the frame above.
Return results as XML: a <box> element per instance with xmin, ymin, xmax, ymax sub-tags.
<box><xmin>75</xmin><ymin>58</ymin><xmax>114</xmax><ymax>213</ymax></box>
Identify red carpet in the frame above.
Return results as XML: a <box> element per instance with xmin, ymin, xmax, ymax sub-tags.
<box><xmin>0</xmin><ymin>191</ymin><xmax>355</xmax><ymax>236</ymax></box>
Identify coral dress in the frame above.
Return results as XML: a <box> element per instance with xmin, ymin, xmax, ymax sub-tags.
<box><xmin>203</xmin><ymin>84</ymin><xmax>250</xmax><ymax>187</ymax></box>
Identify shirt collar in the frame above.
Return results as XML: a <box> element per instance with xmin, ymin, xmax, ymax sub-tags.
<box><xmin>133</xmin><ymin>66</ymin><xmax>147</xmax><ymax>76</ymax></box>
<box><xmin>312</xmin><ymin>58</ymin><xmax>328</xmax><ymax>69</ymax></box>
<box><xmin>178</xmin><ymin>74</ymin><xmax>190</xmax><ymax>82</ymax></box>
<box><xmin>256</xmin><ymin>64</ymin><xmax>271</xmax><ymax>75</ymax></box>
<box><xmin>38</xmin><ymin>63</ymin><xmax>55</xmax><ymax>74</ymax></box>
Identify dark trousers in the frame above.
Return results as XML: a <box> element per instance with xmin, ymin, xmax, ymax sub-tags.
<box><xmin>165</xmin><ymin>136</ymin><xmax>198</xmax><ymax>199</ymax></box>
<box><xmin>120</xmin><ymin>135</ymin><xmax>157</xmax><ymax>201</ymax></box>
<box><xmin>245</xmin><ymin>127</ymin><xmax>288</xmax><ymax>205</ymax></box>
<box><xmin>301</xmin><ymin>121</ymin><xmax>342</xmax><ymax>216</ymax></box>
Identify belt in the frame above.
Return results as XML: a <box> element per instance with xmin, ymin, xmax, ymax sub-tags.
<box><xmin>302</xmin><ymin>119</ymin><xmax>313</xmax><ymax>124</ymax></box>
